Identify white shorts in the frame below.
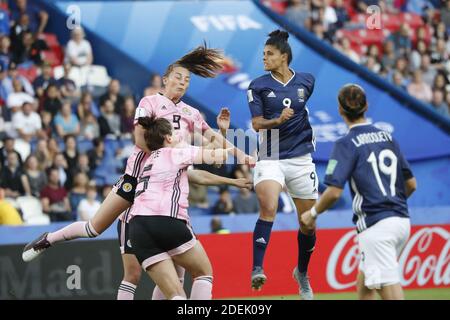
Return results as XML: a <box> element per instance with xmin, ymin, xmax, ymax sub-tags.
<box><xmin>358</xmin><ymin>216</ymin><xmax>410</xmax><ymax>289</ymax></box>
<box><xmin>253</xmin><ymin>154</ymin><xmax>319</xmax><ymax>199</ymax></box>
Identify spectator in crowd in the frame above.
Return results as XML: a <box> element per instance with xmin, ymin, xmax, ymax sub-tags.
<box><xmin>231</xmin><ymin>164</ymin><xmax>252</xmax><ymax>181</ymax></box>
<box><xmin>57</xmin><ymin>63</ymin><xmax>78</xmax><ymax>101</ymax></box>
<box><xmin>7</xmin><ymin>78</ymin><xmax>34</xmax><ymax>113</ymax></box>
<box><xmin>285</xmin><ymin>0</ymin><xmax>311</xmax><ymax>29</ymax></box>
<box><xmin>23</xmin><ymin>154</ymin><xmax>46</xmax><ymax>197</ymax></box>
<box><xmin>87</xmin><ymin>138</ymin><xmax>105</xmax><ymax>172</ymax></box>
<box><xmin>3</xmin><ymin>61</ymin><xmax>34</xmax><ymax>97</ymax></box>
<box><xmin>380</xmin><ymin>40</ymin><xmax>397</xmax><ymax>72</ymax></box>
<box><xmin>441</xmin><ymin>0</ymin><xmax>450</xmax><ymax>30</ymax></box>
<box><xmin>39</xmin><ymin>111</ymin><xmax>53</xmax><ymax>139</ymax></box>
<box><xmin>98</xmin><ymin>99</ymin><xmax>121</xmax><ymax>138</ymax></box>
<box><xmin>212</xmin><ymin>188</ymin><xmax>234</xmax><ymax>215</ymax></box>
<box><xmin>210</xmin><ymin>216</ymin><xmax>230</xmax><ymax>234</ymax></box>
<box><xmin>48</xmin><ymin>137</ymin><xmax>60</xmax><ymax>158</ymax></box>
<box><xmin>40</xmin><ymin>167</ymin><xmax>72</xmax><ymax>222</ymax></box>
<box><xmin>391</xmin><ymin>70</ymin><xmax>408</xmax><ymax>90</ymax></box>
<box><xmin>10</xmin><ymin>0</ymin><xmax>49</xmax><ymax>35</ymax></box>
<box><xmin>71</xmin><ymin>153</ymin><xmax>92</xmax><ymax>179</ymax></box>
<box><xmin>11</xmin><ymin>101</ymin><xmax>42</xmax><ymax>142</ymax></box>
<box><xmin>337</xmin><ymin>37</ymin><xmax>360</xmax><ymax>63</ymax></box>
<box><xmin>41</xmin><ymin>84</ymin><xmax>62</xmax><ymax>117</ymax></box>
<box><xmin>0</xmin><ymin>35</ymin><xmax>12</xmax><ymax>70</ymax></box>
<box><xmin>445</xmin><ymin>91</ymin><xmax>450</xmax><ymax>114</ymax></box>
<box><xmin>410</xmin><ymin>40</ymin><xmax>428</xmax><ymax>70</ymax></box>
<box><xmin>65</xmin><ymin>26</ymin><xmax>93</xmax><ymax>67</ymax></box>
<box><xmin>33</xmin><ymin>62</ymin><xmax>57</xmax><ymax>98</ymax></box>
<box><xmin>430</xmin><ymin>38</ymin><xmax>448</xmax><ymax>69</ymax></box>
<box><xmin>99</xmin><ymin>79</ymin><xmax>124</xmax><ymax>114</ymax></box>
<box><xmin>432</xmin><ymin>72</ymin><xmax>449</xmax><ymax>92</ymax></box>
<box><xmin>0</xmin><ymin>5</ymin><xmax>9</xmax><ymax>36</ymax></box>
<box><xmin>334</xmin><ymin>0</ymin><xmax>350</xmax><ymax>29</ymax></box>
<box><xmin>388</xmin><ymin>23</ymin><xmax>412</xmax><ymax>56</ymax></box>
<box><xmin>77</xmin><ymin>182</ymin><xmax>100</xmax><ymax>221</ymax></box>
<box><xmin>233</xmin><ymin>188</ymin><xmax>259</xmax><ymax>214</ymax></box>
<box><xmin>63</xmin><ymin>134</ymin><xmax>78</xmax><ymax>169</ymax></box>
<box><xmin>80</xmin><ymin>111</ymin><xmax>100</xmax><ymax>140</ymax></box>
<box><xmin>12</xmin><ymin>30</ymin><xmax>47</xmax><ymax>65</ymax></box>
<box><xmin>0</xmin><ymin>151</ymin><xmax>30</xmax><ymax>198</ymax></box>
<box><xmin>364</xmin><ymin>55</ymin><xmax>381</xmax><ymax>73</ymax></box>
<box><xmin>431</xmin><ymin>89</ymin><xmax>450</xmax><ymax>116</ymax></box>
<box><xmin>54</xmin><ymin>101</ymin><xmax>80</xmax><ymax>138</ymax></box>
<box><xmin>33</xmin><ymin>138</ymin><xmax>52</xmax><ymax>171</ymax></box>
<box><xmin>53</xmin><ymin>152</ymin><xmax>69</xmax><ymax>188</ymax></box>
<box><xmin>120</xmin><ymin>96</ymin><xmax>135</xmax><ymax>137</ymax></box>
<box><xmin>0</xmin><ymin>187</ymin><xmax>23</xmax><ymax>225</ymax></box>
<box><xmin>143</xmin><ymin>73</ymin><xmax>163</xmax><ymax>96</ymax></box>
<box><xmin>100</xmin><ymin>184</ymin><xmax>112</xmax><ymax>201</ymax></box>
<box><xmin>188</xmin><ymin>181</ymin><xmax>209</xmax><ymax>209</ymax></box>
<box><xmin>420</xmin><ymin>54</ymin><xmax>437</xmax><ymax>86</ymax></box>
<box><xmin>9</xmin><ymin>13</ymin><xmax>30</xmax><ymax>54</ymax></box>
<box><xmin>433</xmin><ymin>21</ymin><xmax>448</xmax><ymax>44</ymax></box>
<box><xmin>69</xmin><ymin>171</ymin><xmax>89</xmax><ymax>218</ymax></box>
<box><xmin>77</xmin><ymin>91</ymin><xmax>99</xmax><ymax>121</ymax></box>
<box><xmin>408</xmin><ymin>69</ymin><xmax>433</xmax><ymax>102</ymax></box>
<box><xmin>356</xmin><ymin>0</ymin><xmax>380</xmax><ymax>13</ymax></box>
<box><xmin>0</xmin><ymin>136</ymin><xmax>22</xmax><ymax>167</ymax></box>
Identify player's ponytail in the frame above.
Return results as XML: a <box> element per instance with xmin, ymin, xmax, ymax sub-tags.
<box><xmin>266</xmin><ymin>29</ymin><xmax>292</xmax><ymax>65</ymax></box>
<box><xmin>137</xmin><ymin>115</ymin><xmax>172</xmax><ymax>151</ymax></box>
<box><xmin>337</xmin><ymin>84</ymin><xmax>368</xmax><ymax>121</ymax></box>
<box><xmin>164</xmin><ymin>42</ymin><xmax>224</xmax><ymax>79</ymax></box>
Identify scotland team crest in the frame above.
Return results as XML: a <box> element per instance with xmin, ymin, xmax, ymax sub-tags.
<box><xmin>182</xmin><ymin>107</ymin><xmax>192</xmax><ymax>115</ymax></box>
<box><xmin>297</xmin><ymin>88</ymin><xmax>305</xmax><ymax>102</ymax></box>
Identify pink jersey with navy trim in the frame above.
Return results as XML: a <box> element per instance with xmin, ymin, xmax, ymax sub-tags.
<box><xmin>119</xmin><ymin>94</ymin><xmax>210</xmax><ymax>221</ymax></box>
<box><xmin>129</xmin><ymin>146</ymin><xmax>200</xmax><ymax>223</ymax></box>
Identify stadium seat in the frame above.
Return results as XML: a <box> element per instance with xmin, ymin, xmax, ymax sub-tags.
<box><xmin>77</xmin><ymin>139</ymin><xmax>94</xmax><ymax>154</ymax></box>
<box><xmin>16</xmin><ymin>196</ymin><xmax>50</xmax><ymax>225</ymax></box>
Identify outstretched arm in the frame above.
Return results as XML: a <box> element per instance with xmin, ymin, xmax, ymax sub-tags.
<box><xmin>188</xmin><ymin>169</ymin><xmax>252</xmax><ymax>189</ymax></box>
<box><xmin>300</xmin><ymin>186</ymin><xmax>344</xmax><ymax>230</ymax></box>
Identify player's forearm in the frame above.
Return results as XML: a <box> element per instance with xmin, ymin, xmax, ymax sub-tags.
<box><xmin>188</xmin><ymin>170</ymin><xmax>232</xmax><ymax>186</ymax></box>
<box><xmin>405</xmin><ymin>177</ymin><xmax>417</xmax><ymax>198</ymax></box>
<box><xmin>208</xmin><ymin>129</ymin><xmax>247</xmax><ymax>160</ymax></box>
<box><xmin>252</xmin><ymin>117</ymin><xmax>280</xmax><ymax>131</ymax></box>
<box><xmin>313</xmin><ymin>186</ymin><xmax>343</xmax><ymax>216</ymax></box>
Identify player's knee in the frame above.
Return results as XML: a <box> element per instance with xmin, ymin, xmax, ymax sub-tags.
<box><xmin>259</xmin><ymin>200</ymin><xmax>278</xmax><ymax>218</ymax></box>
<box><xmin>124</xmin><ymin>265</ymin><xmax>142</xmax><ymax>285</ymax></box>
<box><xmin>300</xmin><ymin>221</ymin><xmax>316</xmax><ymax>234</ymax></box>
<box><xmin>190</xmin><ymin>264</ymin><xmax>213</xmax><ymax>279</ymax></box>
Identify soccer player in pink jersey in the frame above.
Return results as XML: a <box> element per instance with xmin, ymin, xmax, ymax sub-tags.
<box><xmin>22</xmin><ymin>44</ymin><xmax>254</xmax><ymax>299</ymax></box>
<box><xmin>129</xmin><ymin>115</ymin><xmax>230</xmax><ymax>300</ymax></box>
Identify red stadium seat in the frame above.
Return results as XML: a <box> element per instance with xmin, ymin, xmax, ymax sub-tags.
<box><xmin>261</xmin><ymin>0</ymin><xmax>288</xmax><ymax>15</ymax></box>
<box><xmin>40</xmin><ymin>33</ymin><xmax>60</xmax><ymax>50</ymax></box>
<box><xmin>42</xmin><ymin>50</ymin><xmax>62</xmax><ymax>67</ymax></box>
<box><xmin>17</xmin><ymin>64</ymin><xmax>38</xmax><ymax>83</ymax></box>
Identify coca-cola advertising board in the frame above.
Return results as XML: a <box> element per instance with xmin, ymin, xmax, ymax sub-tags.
<box><xmin>199</xmin><ymin>224</ymin><xmax>450</xmax><ymax>298</ymax></box>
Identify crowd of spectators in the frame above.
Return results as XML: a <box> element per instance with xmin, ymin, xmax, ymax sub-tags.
<box><xmin>274</xmin><ymin>0</ymin><xmax>450</xmax><ymax>117</ymax></box>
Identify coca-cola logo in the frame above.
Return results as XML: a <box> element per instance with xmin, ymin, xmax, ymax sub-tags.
<box><xmin>326</xmin><ymin>227</ymin><xmax>450</xmax><ymax>290</ymax></box>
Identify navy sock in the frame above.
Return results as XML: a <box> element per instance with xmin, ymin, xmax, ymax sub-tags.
<box><xmin>297</xmin><ymin>230</ymin><xmax>316</xmax><ymax>274</ymax></box>
<box><xmin>252</xmin><ymin>219</ymin><xmax>273</xmax><ymax>269</ymax></box>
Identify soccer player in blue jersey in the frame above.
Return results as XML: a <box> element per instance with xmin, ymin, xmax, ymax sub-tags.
<box><xmin>301</xmin><ymin>84</ymin><xmax>417</xmax><ymax>300</ymax></box>
<box><xmin>247</xmin><ymin>30</ymin><xmax>318</xmax><ymax>299</ymax></box>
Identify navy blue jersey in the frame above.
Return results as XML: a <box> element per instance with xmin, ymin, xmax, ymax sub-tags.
<box><xmin>248</xmin><ymin>71</ymin><xmax>315</xmax><ymax>160</ymax></box>
<box><xmin>324</xmin><ymin>123</ymin><xmax>413</xmax><ymax>233</ymax></box>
